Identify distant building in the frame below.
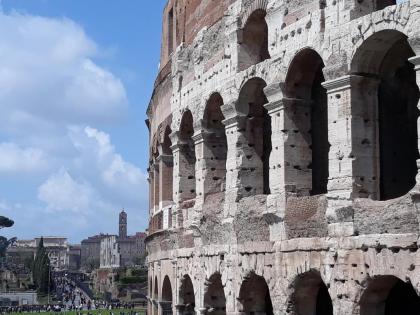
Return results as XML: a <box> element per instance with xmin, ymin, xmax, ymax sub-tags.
<box><xmin>117</xmin><ymin>210</ymin><xmax>147</xmax><ymax>267</ymax></box>
<box><xmin>7</xmin><ymin>237</ymin><xmax>80</xmax><ymax>271</ymax></box>
<box><xmin>82</xmin><ymin>210</ymin><xmax>147</xmax><ymax>270</ymax></box>
<box><xmin>81</xmin><ymin>234</ymin><xmax>110</xmax><ymax>269</ymax></box>
<box><xmin>100</xmin><ymin>235</ymin><xmax>120</xmax><ymax>269</ymax></box>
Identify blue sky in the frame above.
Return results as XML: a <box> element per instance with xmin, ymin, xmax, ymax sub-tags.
<box><xmin>0</xmin><ymin>0</ymin><xmax>166</xmax><ymax>242</ymax></box>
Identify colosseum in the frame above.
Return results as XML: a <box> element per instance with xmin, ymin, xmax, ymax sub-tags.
<box><xmin>146</xmin><ymin>0</ymin><xmax>420</xmax><ymax>314</ymax></box>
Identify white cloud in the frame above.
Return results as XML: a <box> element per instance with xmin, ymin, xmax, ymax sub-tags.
<box><xmin>38</xmin><ymin>168</ymin><xmax>94</xmax><ymax>214</ymax></box>
<box><xmin>0</xmin><ymin>10</ymin><xmax>148</xmax><ymax>242</ymax></box>
<box><xmin>0</xmin><ymin>142</ymin><xmax>48</xmax><ymax>173</ymax></box>
<box><xmin>0</xmin><ymin>11</ymin><xmax>127</xmax><ymax>133</ymax></box>
<box><xmin>69</xmin><ymin>126</ymin><xmax>148</xmax><ymax>205</ymax></box>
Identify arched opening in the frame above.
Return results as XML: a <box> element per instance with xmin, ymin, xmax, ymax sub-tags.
<box><xmin>291</xmin><ymin>270</ymin><xmax>333</xmax><ymax>315</ymax></box>
<box><xmin>237</xmin><ymin>78</ymin><xmax>271</xmax><ymax>196</ymax></box>
<box><xmin>204</xmin><ymin>273</ymin><xmax>226</xmax><ymax>315</ymax></box>
<box><xmin>160</xmin><ymin>126</ymin><xmax>174</xmax><ymax>208</ymax></box>
<box><xmin>178</xmin><ymin>110</ymin><xmax>197</xmax><ymax>202</ymax></box>
<box><xmin>359</xmin><ymin>276</ymin><xmax>420</xmax><ymax>315</ymax></box>
<box><xmin>162</xmin><ymin>276</ymin><xmax>173</xmax><ymax>315</ymax></box>
<box><xmin>238</xmin><ymin>9</ymin><xmax>270</xmax><ymax>71</ymax></box>
<box><xmin>179</xmin><ymin>275</ymin><xmax>195</xmax><ymax>315</ymax></box>
<box><xmin>351</xmin><ymin>30</ymin><xmax>419</xmax><ymax>201</ymax></box>
<box><xmin>203</xmin><ymin>93</ymin><xmax>227</xmax><ymax>199</ymax></box>
<box><xmin>285</xmin><ymin>49</ymin><xmax>329</xmax><ymax>196</ymax></box>
<box><xmin>238</xmin><ymin>272</ymin><xmax>273</xmax><ymax>315</ymax></box>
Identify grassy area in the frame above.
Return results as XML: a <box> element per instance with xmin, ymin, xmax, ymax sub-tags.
<box><xmin>7</xmin><ymin>309</ymin><xmax>146</xmax><ymax>315</ymax></box>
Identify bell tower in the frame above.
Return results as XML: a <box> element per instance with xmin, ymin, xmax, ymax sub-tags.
<box><xmin>119</xmin><ymin>209</ymin><xmax>127</xmax><ymax>239</ymax></box>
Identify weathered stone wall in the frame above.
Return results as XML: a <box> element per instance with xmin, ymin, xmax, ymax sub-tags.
<box><xmin>146</xmin><ymin>0</ymin><xmax>420</xmax><ymax>314</ymax></box>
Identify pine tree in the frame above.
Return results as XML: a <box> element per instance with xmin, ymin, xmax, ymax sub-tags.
<box><xmin>33</xmin><ymin>237</ymin><xmax>51</xmax><ymax>294</ymax></box>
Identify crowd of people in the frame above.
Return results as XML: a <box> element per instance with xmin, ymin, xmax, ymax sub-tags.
<box><xmin>0</xmin><ymin>304</ymin><xmax>145</xmax><ymax>314</ymax></box>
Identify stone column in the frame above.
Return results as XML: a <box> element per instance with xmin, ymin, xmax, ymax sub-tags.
<box><xmin>192</xmin><ymin>130</ymin><xmax>207</xmax><ymax>207</ymax></box>
<box><xmin>170</xmin><ymin>132</ymin><xmax>183</xmax><ymax>205</ymax></box>
<box><xmin>221</xmin><ymin>101</ymin><xmax>247</xmax><ymax>218</ymax></box>
<box><xmin>263</xmin><ymin>83</ymin><xmax>286</xmax><ymax>196</ymax></box>
<box><xmin>322</xmin><ymin>75</ymin><xmax>380</xmax><ymax>236</ymax></box>
<box><xmin>409</xmin><ymin>55</ymin><xmax>420</xmax><ymax>184</ymax></box>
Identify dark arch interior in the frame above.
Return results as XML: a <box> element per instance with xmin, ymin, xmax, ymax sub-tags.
<box><xmin>238</xmin><ymin>78</ymin><xmax>271</xmax><ymax>195</ymax></box>
<box><xmin>352</xmin><ymin>31</ymin><xmax>419</xmax><ymax>201</ymax></box>
<box><xmin>154</xmin><ymin>277</ymin><xmax>159</xmax><ymax>299</ymax></box>
<box><xmin>161</xmin><ymin>126</ymin><xmax>174</xmax><ymax>206</ymax></box>
<box><xmin>376</xmin><ymin>0</ymin><xmax>396</xmax><ymax>11</ymax></box>
<box><xmin>285</xmin><ymin>49</ymin><xmax>329</xmax><ymax>196</ymax></box>
<box><xmin>162</xmin><ymin>276</ymin><xmax>173</xmax><ymax>302</ymax></box>
<box><xmin>161</xmin><ymin>276</ymin><xmax>173</xmax><ymax>315</ymax></box>
<box><xmin>360</xmin><ymin>276</ymin><xmax>420</xmax><ymax>315</ymax></box>
<box><xmin>204</xmin><ymin>273</ymin><xmax>226</xmax><ymax>315</ymax></box>
<box><xmin>378</xmin><ymin>38</ymin><xmax>419</xmax><ymax>200</ymax></box>
<box><xmin>292</xmin><ymin>271</ymin><xmax>333</xmax><ymax>315</ymax></box>
<box><xmin>179</xmin><ymin>275</ymin><xmax>195</xmax><ymax>315</ymax></box>
<box><xmin>239</xmin><ymin>9</ymin><xmax>270</xmax><ymax>71</ymax></box>
<box><xmin>239</xmin><ymin>273</ymin><xmax>273</xmax><ymax>315</ymax></box>
<box><xmin>179</xmin><ymin>110</ymin><xmax>197</xmax><ymax>201</ymax></box>
<box><xmin>203</xmin><ymin>93</ymin><xmax>227</xmax><ymax>198</ymax></box>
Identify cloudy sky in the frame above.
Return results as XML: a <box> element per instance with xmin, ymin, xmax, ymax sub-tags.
<box><xmin>0</xmin><ymin>0</ymin><xmax>166</xmax><ymax>242</ymax></box>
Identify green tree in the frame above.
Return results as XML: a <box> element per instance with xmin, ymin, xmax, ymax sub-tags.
<box><xmin>0</xmin><ymin>215</ymin><xmax>15</xmax><ymax>259</ymax></box>
<box><xmin>32</xmin><ymin>237</ymin><xmax>51</xmax><ymax>294</ymax></box>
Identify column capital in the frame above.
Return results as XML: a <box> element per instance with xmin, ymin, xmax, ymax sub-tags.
<box><xmin>222</xmin><ymin>114</ymin><xmax>247</xmax><ymax>128</ymax></box>
<box><xmin>192</xmin><ymin>129</ymin><xmax>213</xmax><ymax>143</ymax></box>
<box><xmin>156</xmin><ymin>154</ymin><xmax>173</xmax><ymax>164</ymax></box>
<box><xmin>263</xmin><ymin>81</ymin><xmax>286</xmax><ymax>104</ymax></box>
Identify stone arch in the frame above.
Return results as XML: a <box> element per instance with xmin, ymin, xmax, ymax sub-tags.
<box><xmin>201</xmin><ymin>93</ymin><xmax>227</xmax><ymax>199</ymax></box>
<box><xmin>238</xmin><ymin>272</ymin><xmax>273</xmax><ymax>315</ymax></box>
<box><xmin>359</xmin><ymin>275</ymin><xmax>420</xmax><ymax>315</ymax></box>
<box><xmin>204</xmin><ymin>273</ymin><xmax>226</xmax><ymax>315</ymax></box>
<box><xmin>350</xmin><ymin>29</ymin><xmax>419</xmax><ymax>200</ymax></box>
<box><xmin>236</xmin><ymin>77</ymin><xmax>271</xmax><ymax>196</ymax></box>
<box><xmin>178</xmin><ymin>110</ymin><xmax>197</xmax><ymax>202</ymax></box>
<box><xmin>289</xmin><ymin>270</ymin><xmax>333</xmax><ymax>315</ymax></box>
<box><xmin>179</xmin><ymin>274</ymin><xmax>196</xmax><ymax>315</ymax></box>
<box><xmin>238</xmin><ymin>6</ymin><xmax>270</xmax><ymax>71</ymax></box>
<box><xmin>284</xmin><ymin>48</ymin><xmax>329</xmax><ymax>196</ymax></box>
<box><xmin>162</xmin><ymin>276</ymin><xmax>173</xmax><ymax>315</ymax></box>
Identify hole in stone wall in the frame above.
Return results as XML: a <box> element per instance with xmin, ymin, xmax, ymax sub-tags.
<box><xmin>375</xmin><ymin>0</ymin><xmax>397</xmax><ymax>11</ymax></box>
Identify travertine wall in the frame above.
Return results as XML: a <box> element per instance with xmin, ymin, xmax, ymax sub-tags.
<box><xmin>146</xmin><ymin>0</ymin><xmax>420</xmax><ymax>315</ymax></box>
